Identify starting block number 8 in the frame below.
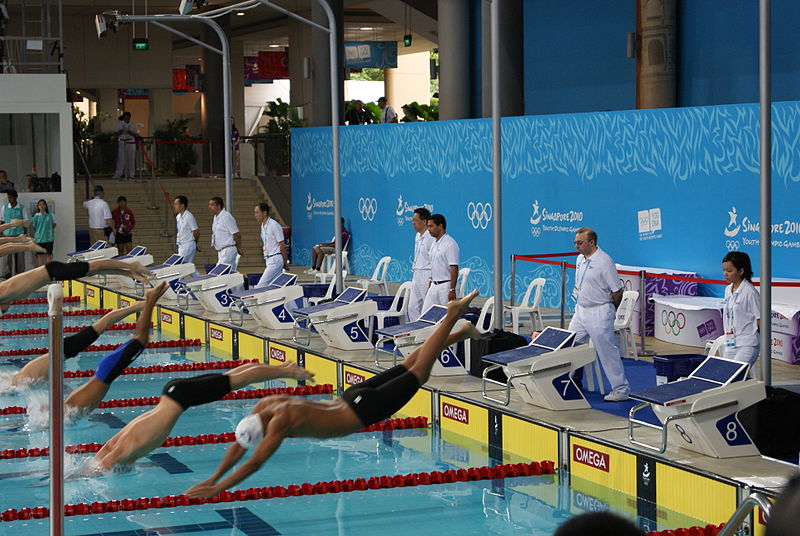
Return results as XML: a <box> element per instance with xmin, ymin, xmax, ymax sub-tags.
<box><xmin>715</xmin><ymin>413</ymin><xmax>752</xmax><ymax>447</ymax></box>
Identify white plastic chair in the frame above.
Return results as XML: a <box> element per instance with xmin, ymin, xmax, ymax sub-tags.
<box><xmin>357</xmin><ymin>256</ymin><xmax>391</xmax><ymax>295</ymax></box>
<box><xmin>308</xmin><ymin>271</ymin><xmax>347</xmax><ymax>306</ymax></box>
<box><xmin>321</xmin><ymin>235</ymin><xmax>351</xmax><ymax>275</ymax></box>
<box><xmin>316</xmin><ymin>251</ymin><xmax>349</xmax><ymax>285</ymax></box>
<box><xmin>503</xmin><ymin>277</ymin><xmax>545</xmax><ymax>334</ymax></box>
<box><xmin>614</xmin><ymin>290</ymin><xmax>639</xmax><ymax>359</ymax></box>
<box><xmin>706</xmin><ymin>335</ymin><xmax>726</xmax><ymax>357</ymax></box>
<box><xmin>457</xmin><ymin>267</ymin><xmax>470</xmax><ymax>298</ymax></box>
<box><xmin>476</xmin><ymin>297</ymin><xmax>495</xmax><ymax>333</ymax></box>
<box><xmin>368</xmin><ymin>281</ymin><xmax>413</xmax><ymax>341</ymax></box>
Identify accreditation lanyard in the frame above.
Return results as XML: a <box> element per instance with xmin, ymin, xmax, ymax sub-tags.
<box><xmin>572</xmin><ymin>258</ymin><xmax>592</xmax><ymax>300</ymax></box>
<box><xmin>429</xmin><ymin>237</ymin><xmax>445</xmax><ymax>281</ymax></box>
<box><xmin>723</xmin><ymin>286</ymin><xmax>739</xmax><ymax>347</ymax></box>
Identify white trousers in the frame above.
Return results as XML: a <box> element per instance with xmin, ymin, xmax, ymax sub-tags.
<box><xmin>420</xmin><ymin>282</ymin><xmax>449</xmax><ymax>316</ymax></box>
<box><xmin>177</xmin><ymin>241</ymin><xmax>197</xmax><ymax>264</ymax></box>
<box><xmin>256</xmin><ymin>255</ymin><xmax>283</xmax><ymax>288</ymax></box>
<box><xmin>569</xmin><ymin>303</ymin><xmax>630</xmax><ymax>393</ymax></box>
<box><xmin>408</xmin><ymin>269</ymin><xmax>431</xmax><ymax>321</ymax></box>
<box><xmin>115</xmin><ymin>139</ymin><xmax>136</xmax><ymax>178</ymax></box>
<box><xmin>723</xmin><ymin>344</ymin><xmax>759</xmax><ymax>364</ymax></box>
<box><xmin>216</xmin><ymin>246</ymin><xmax>238</xmax><ymax>270</ymax></box>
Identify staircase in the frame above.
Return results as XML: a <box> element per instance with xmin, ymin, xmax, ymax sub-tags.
<box><xmin>74</xmin><ymin>177</ymin><xmax>285</xmax><ymax>273</ymax></box>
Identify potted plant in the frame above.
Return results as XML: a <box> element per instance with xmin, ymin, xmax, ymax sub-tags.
<box><xmin>153</xmin><ymin>118</ymin><xmax>196</xmax><ymax>176</ymax></box>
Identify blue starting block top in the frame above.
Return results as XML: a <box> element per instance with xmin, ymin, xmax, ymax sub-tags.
<box><xmin>183</xmin><ymin>263</ymin><xmax>233</xmax><ymax>284</ymax></box>
<box><xmin>481</xmin><ymin>327</ymin><xmax>576</xmax><ymax>366</ymax></box>
<box><xmin>150</xmin><ymin>254</ymin><xmax>185</xmax><ymax>271</ymax></box>
<box><xmin>116</xmin><ymin>246</ymin><xmax>147</xmax><ymax>260</ymax></box>
<box><xmin>294</xmin><ymin>287</ymin><xmax>367</xmax><ymax>316</ymax></box>
<box><xmin>631</xmin><ymin>356</ymin><xmax>749</xmax><ymax>406</ymax></box>
<box><xmin>375</xmin><ymin>305</ymin><xmax>448</xmax><ymax>338</ymax></box>
<box><xmin>229</xmin><ymin>273</ymin><xmax>297</xmax><ymax>299</ymax></box>
<box><xmin>68</xmin><ymin>240</ymin><xmax>108</xmax><ymax>256</ymax></box>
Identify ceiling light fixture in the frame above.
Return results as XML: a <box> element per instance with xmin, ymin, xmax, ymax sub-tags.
<box><xmin>359</xmin><ymin>26</ymin><xmax>373</xmax><ymax>31</ymax></box>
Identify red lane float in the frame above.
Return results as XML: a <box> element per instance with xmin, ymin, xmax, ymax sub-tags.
<box><xmin>1</xmin><ymin>309</ymin><xmax>112</xmax><ymax>319</ymax></box>
<box><xmin>0</xmin><ymin>384</ymin><xmax>334</xmax><ymax>415</ymax></box>
<box><xmin>645</xmin><ymin>524</ymin><xmax>724</xmax><ymax>536</ymax></box>
<box><xmin>0</xmin><ymin>417</ymin><xmax>428</xmax><ymax>460</ymax></box>
<box><xmin>0</xmin><ymin>459</ymin><xmax>552</xmax><ymax>521</ymax></box>
<box><xmin>0</xmin><ymin>323</ymin><xmax>145</xmax><ymax>337</ymax></box>
<box><xmin>0</xmin><ymin>338</ymin><xmax>201</xmax><ymax>357</ymax></box>
<box><xmin>10</xmin><ymin>297</ymin><xmax>81</xmax><ymax>305</ymax></box>
<box><xmin>63</xmin><ymin>359</ymin><xmax>259</xmax><ymax>379</ymax></box>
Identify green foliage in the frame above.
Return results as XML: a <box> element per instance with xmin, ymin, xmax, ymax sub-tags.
<box><xmin>153</xmin><ymin>118</ymin><xmax>196</xmax><ymax>176</ymax></box>
<box><xmin>72</xmin><ymin>107</ymin><xmax>109</xmax><ymax>140</ymax></box>
<box><xmin>261</xmin><ymin>99</ymin><xmax>304</xmax><ymax>134</ymax></box>
<box><xmin>349</xmin><ymin>68</ymin><xmax>384</xmax><ymax>82</ymax></box>
<box><xmin>344</xmin><ymin>99</ymin><xmax>379</xmax><ymax>124</ymax></box>
<box><xmin>400</xmin><ymin>101</ymin><xmax>439</xmax><ymax>122</ymax></box>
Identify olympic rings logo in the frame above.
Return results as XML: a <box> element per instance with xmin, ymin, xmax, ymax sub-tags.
<box><xmin>358</xmin><ymin>197</ymin><xmax>378</xmax><ymax>221</ymax></box>
<box><xmin>725</xmin><ymin>240</ymin><xmax>740</xmax><ymax>251</ymax></box>
<box><xmin>661</xmin><ymin>309</ymin><xmax>686</xmax><ymax>336</ymax></box>
<box><xmin>467</xmin><ymin>202</ymin><xmax>492</xmax><ymax>230</ymax></box>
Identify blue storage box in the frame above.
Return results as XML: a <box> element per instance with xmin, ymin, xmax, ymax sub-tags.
<box><xmin>653</xmin><ymin>354</ymin><xmax>706</xmax><ymax>385</ymax></box>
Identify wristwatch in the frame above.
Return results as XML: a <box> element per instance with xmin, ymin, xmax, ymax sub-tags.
<box><xmin>449</xmin><ymin>288</ymin><xmax>456</xmax><ymax>292</ymax></box>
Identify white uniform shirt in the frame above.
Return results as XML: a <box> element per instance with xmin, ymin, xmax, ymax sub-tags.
<box><xmin>116</xmin><ymin>120</ymin><xmax>139</xmax><ymax>141</ymax></box>
<box><xmin>381</xmin><ymin>105</ymin><xmax>397</xmax><ymax>123</ymax></box>
<box><xmin>413</xmin><ymin>230</ymin><xmax>434</xmax><ymax>271</ymax></box>
<box><xmin>573</xmin><ymin>247</ymin><xmax>621</xmax><ymax>307</ymax></box>
<box><xmin>723</xmin><ymin>280</ymin><xmax>760</xmax><ymax>347</ymax></box>
<box><xmin>211</xmin><ymin>209</ymin><xmax>239</xmax><ymax>250</ymax></box>
<box><xmin>429</xmin><ymin>233</ymin><xmax>459</xmax><ymax>283</ymax></box>
<box><xmin>175</xmin><ymin>209</ymin><xmax>199</xmax><ymax>246</ymax></box>
<box><xmin>260</xmin><ymin>217</ymin><xmax>284</xmax><ymax>257</ymax></box>
<box><xmin>82</xmin><ymin>197</ymin><xmax>112</xmax><ymax>229</ymax></box>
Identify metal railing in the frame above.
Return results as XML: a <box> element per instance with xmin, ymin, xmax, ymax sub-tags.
<box><xmin>74</xmin><ymin>136</ymin><xmax>211</xmax><ymax>178</ymax></box>
<box><xmin>245</xmin><ymin>133</ymin><xmax>290</xmax><ymax>176</ymax></box>
<box><xmin>718</xmin><ymin>491</ymin><xmax>772</xmax><ymax>536</ymax></box>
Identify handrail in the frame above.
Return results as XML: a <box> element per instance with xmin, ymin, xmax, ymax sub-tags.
<box><xmin>717</xmin><ymin>491</ymin><xmax>772</xmax><ymax>536</ymax></box>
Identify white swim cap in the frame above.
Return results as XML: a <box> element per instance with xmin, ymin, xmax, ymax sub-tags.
<box><xmin>234</xmin><ymin>414</ymin><xmax>263</xmax><ymax>449</ymax></box>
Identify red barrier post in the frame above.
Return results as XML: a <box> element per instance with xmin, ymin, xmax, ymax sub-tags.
<box><xmin>510</xmin><ymin>254</ymin><xmax>516</xmax><ymax>307</ymax></box>
<box><xmin>560</xmin><ymin>261</ymin><xmax>568</xmax><ymax>328</ymax></box>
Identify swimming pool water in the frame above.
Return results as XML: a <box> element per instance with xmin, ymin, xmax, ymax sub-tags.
<box><xmin>0</xmin><ymin>296</ymin><xmax>706</xmax><ymax>535</ymax></box>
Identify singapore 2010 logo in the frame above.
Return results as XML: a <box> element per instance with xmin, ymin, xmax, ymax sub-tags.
<box><xmin>466</xmin><ymin>202</ymin><xmax>492</xmax><ymax>230</ymax></box>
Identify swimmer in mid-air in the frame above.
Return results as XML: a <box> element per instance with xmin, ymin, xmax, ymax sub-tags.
<box><xmin>0</xmin><ymin>259</ymin><xmax>151</xmax><ymax>308</ymax></box>
<box><xmin>6</xmin><ymin>301</ymin><xmax>146</xmax><ymax>390</ymax></box>
<box><xmin>185</xmin><ymin>290</ymin><xmax>482</xmax><ymax>498</ymax></box>
<box><xmin>85</xmin><ymin>356</ymin><xmax>315</xmax><ymax>472</ymax></box>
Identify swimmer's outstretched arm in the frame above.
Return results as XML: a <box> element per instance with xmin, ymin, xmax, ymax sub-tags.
<box><xmin>0</xmin><ymin>220</ymin><xmax>29</xmax><ymax>234</ymax></box>
<box><xmin>0</xmin><ymin>241</ymin><xmax>46</xmax><ymax>256</ymax></box>
<box><xmin>185</xmin><ymin>414</ymin><xmax>290</xmax><ymax>498</ymax></box>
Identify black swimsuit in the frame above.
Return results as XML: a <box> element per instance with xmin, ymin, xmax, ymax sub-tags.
<box><xmin>162</xmin><ymin>374</ymin><xmax>232</xmax><ymax>410</ymax></box>
<box><xmin>340</xmin><ymin>365</ymin><xmax>420</xmax><ymax>427</ymax></box>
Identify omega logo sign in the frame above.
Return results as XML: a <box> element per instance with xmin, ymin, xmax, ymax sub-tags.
<box><xmin>209</xmin><ymin>328</ymin><xmax>224</xmax><ymax>341</ymax></box>
<box><xmin>86</xmin><ymin>288</ymin><xmax>95</xmax><ymax>298</ymax></box>
<box><xmin>160</xmin><ymin>312</ymin><xmax>172</xmax><ymax>324</ymax></box>
<box><xmin>572</xmin><ymin>445</ymin><xmax>609</xmax><ymax>472</ymax></box>
<box><xmin>442</xmin><ymin>402</ymin><xmax>469</xmax><ymax>424</ymax></box>
<box><xmin>345</xmin><ymin>371</ymin><xmax>365</xmax><ymax>385</ymax></box>
<box><xmin>121</xmin><ymin>299</ymin><xmax>131</xmax><ymax>307</ymax></box>
<box><xmin>269</xmin><ymin>347</ymin><xmax>286</xmax><ymax>362</ymax></box>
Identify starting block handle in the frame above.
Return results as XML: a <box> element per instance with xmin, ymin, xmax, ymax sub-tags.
<box><xmin>229</xmin><ymin>296</ymin><xmax>245</xmax><ymax>327</ymax></box>
<box><xmin>312</xmin><ymin>312</ymin><xmax>360</xmax><ymax>325</ymax></box>
<box><xmin>152</xmin><ymin>271</ymin><xmax>182</xmax><ymax>280</ymax></box>
<box><xmin>628</xmin><ymin>402</ymin><xmax>671</xmax><ymax>453</ymax></box>
<box><xmin>482</xmin><ymin>364</ymin><xmax>513</xmax><ymax>406</ymax></box>
<box><xmin>373</xmin><ymin>335</ymin><xmax>402</xmax><ymax>370</ymax></box>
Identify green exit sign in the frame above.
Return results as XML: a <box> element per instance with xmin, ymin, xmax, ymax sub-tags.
<box><xmin>132</xmin><ymin>38</ymin><xmax>149</xmax><ymax>51</ymax></box>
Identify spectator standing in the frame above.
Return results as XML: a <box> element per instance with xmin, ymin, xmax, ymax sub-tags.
<box><xmin>113</xmin><ymin>112</ymin><xmax>140</xmax><ymax>180</ymax></box>
<box><xmin>111</xmin><ymin>196</ymin><xmax>136</xmax><ymax>256</ymax></box>
<box><xmin>409</xmin><ymin>207</ymin><xmax>434</xmax><ymax>321</ymax></box>
<box><xmin>345</xmin><ymin>100</ymin><xmax>371</xmax><ymax>125</ymax></box>
<box><xmin>0</xmin><ymin>170</ymin><xmax>14</xmax><ymax>193</ymax></box>
<box><xmin>568</xmin><ymin>227</ymin><xmax>630</xmax><ymax>402</ymax></box>
<box><xmin>31</xmin><ymin>199</ymin><xmax>56</xmax><ymax>266</ymax></box>
<box><xmin>377</xmin><ymin>96</ymin><xmax>398</xmax><ymax>123</ymax></box>
<box><xmin>0</xmin><ymin>189</ymin><xmax>29</xmax><ymax>277</ymax></box>
<box><xmin>254</xmin><ymin>202</ymin><xmax>287</xmax><ymax>288</ymax></box>
<box><xmin>420</xmin><ymin>214</ymin><xmax>459</xmax><ymax>314</ymax></box>
<box><xmin>173</xmin><ymin>195</ymin><xmax>200</xmax><ymax>265</ymax></box>
<box><xmin>231</xmin><ymin>117</ymin><xmax>241</xmax><ymax>178</ymax></box>
<box><xmin>83</xmin><ymin>185</ymin><xmax>113</xmax><ymax>246</ymax></box>
<box><xmin>208</xmin><ymin>196</ymin><xmax>242</xmax><ymax>270</ymax></box>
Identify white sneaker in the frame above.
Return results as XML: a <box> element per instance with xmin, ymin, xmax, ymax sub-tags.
<box><xmin>603</xmin><ymin>390</ymin><xmax>630</xmax><ymax>402</ymax></box>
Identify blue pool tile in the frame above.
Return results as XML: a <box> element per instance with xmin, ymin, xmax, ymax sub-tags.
<box><xmin>147</xmin><ymin>453</ymin><xmax>193</xmax><ymax>474</ymax></box>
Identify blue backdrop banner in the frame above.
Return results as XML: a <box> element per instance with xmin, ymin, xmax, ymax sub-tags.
<box><xmin>291</xmin><ymin>102</ymin><xmax>800</xmax><ymax>308</ymax></box>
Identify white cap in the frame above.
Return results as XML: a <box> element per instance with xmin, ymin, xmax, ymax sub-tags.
<box><xmin>234</xmin><ymin>414</ymin><xmax>263</xmax><ymax>449</ymax></box>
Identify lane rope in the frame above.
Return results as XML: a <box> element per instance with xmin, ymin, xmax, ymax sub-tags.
<box><xmin>10</xmin><ymin>297</ymin><xmax>81</xmax><ymax>305</ymax></box>
<box><xmin>63</xmin><ymin>358</ymin><xmax>259</xmax><ymax>378</ymax></box>
<box><xmin>0</xmin><ymin>323</ymin><xmax>143</xmax><ymax>337</ymax></box>
<box><xmin>0</xmin><ymin>339</ymin><xmax>202</xmax><ymax>357</ymax></box>
<box><xmin>1</xmin><ymin>309</ymin><xmax>112</xmax><ymax>320</ymax></box>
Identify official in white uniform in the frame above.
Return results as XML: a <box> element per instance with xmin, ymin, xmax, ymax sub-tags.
<box><xmin>82</xmin><ymin>185</ymin><xmax>113</xmax><ymax>245</ymax></box>
<box><xmin>254</xmin><ymin>202</ymin><xmax>287</xmax><ymax>288</ymax></box>
<box><xmin>721</xmin><ymin>251</ymin><xmax>760</xmax><ymax>364</ymax></box>
<box><xmin>208</xmin><ymin>197</ymin><xmax>242</xmax><ymax>269</ymax></box>
<box><xmin>420</xmin><ymin>214</ymin><xmax>459</xmax><ymax>314</ymax></box>
<box><xmin>113</xmin><ymin>112</ymin><xmax>140</xmax><ymax>180</ymax></box>
<box><xmin>568</xmin><ymin>227</ymin><xmax>630</xmax><ymax>402</ymax></box>
<box><xmin>173</xmin><ymin>195</ymin><xmax>200</xmax><ymax>268</ymax></box>
<box><xmin>409</xmin><ymin>207</ymin><xmax>434</xmax><ymax>321</ymax></box>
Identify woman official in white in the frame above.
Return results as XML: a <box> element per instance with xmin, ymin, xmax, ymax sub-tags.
<box><xmin>721</xmin><ymin>251</ymin><xmax>760</xmax><ymax>364</ymax></box>
<box><xmin>254</xmin><ymin>202</ymin><xmax>287</xmax><ymax>288</ymax></box>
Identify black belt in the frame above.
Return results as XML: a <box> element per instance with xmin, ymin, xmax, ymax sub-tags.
<box><xmin>432</xmin><ymin>280</ymin><xmax>450</xmax><ymax>285</ymax></box>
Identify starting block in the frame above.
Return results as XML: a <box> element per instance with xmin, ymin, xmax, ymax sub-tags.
<box><xmin>292</xmin><ymin>287</ymin><xmax>377</xmax><ymax>350</ymax></box>
<box><xmin>481</xmin><ymin>327</ymin><xmax>595</xmax><ymax>409</ymax></box>
<box><xmin>373</xmin><ymin>305</ymin><xmax>469</xmax><ymax>376</ymax></box>
<box><xmin>177</xmin><ymin>264</ymin><xmax>243</xmax><ymax>314</ymax></box>
<box><xmin>143</xmin><ymin>254</ymin><xmax>197</xmax><ymax>300</ymax></box>
<box><xmin>114</xmin><ymin>246</ymin><xmax>155</xmax><ymax>288</ymax></box>
<box><xmin>67</xmin><ymin>240</ymin><xmax>117</xmax><ymax>262</ymax></box>
<box><xmin>228</xmin><ymin>272</ymin><xmax>303</xmax><ymax>329</ymax></box>
<box><xmin>628</xmin><ymin>356</ymin><xmax>765</xmax><ymax>458</ymax></box>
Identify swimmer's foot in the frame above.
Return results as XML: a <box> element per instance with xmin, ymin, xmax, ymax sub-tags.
<box><xmin>446</xmin><ymin>290</ymin><xmax>479</xmax><ymax>318</ymax></box>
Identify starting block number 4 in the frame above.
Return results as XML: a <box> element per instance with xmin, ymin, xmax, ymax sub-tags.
<box><xmin>272</xmin><ymin>304</ymin><xmax>292</xmax><ymax>323</ymax></box>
